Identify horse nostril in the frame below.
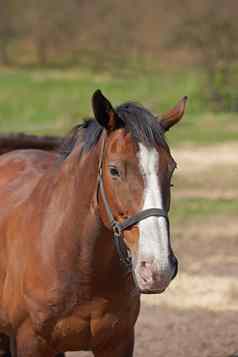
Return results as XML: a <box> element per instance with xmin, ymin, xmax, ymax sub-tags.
<box><xmin>140</xmin><ymin>260</ymin><xmax>153</xmax><ymax>270</ymax></box>
<box><xmin>170</xmin><ymin>255</ymin><xmax>178</xmax><ymax>280</ymax></box>
<box><xmin>119</xmin><ymin>212</ymin><xmax>128</xmax><ymax>220</ymax></box>
<box><xmin>140</xmin><ymin>261</ymin><xmax>147</xmax><ymax>268</ymax></box>
<box><xmin>139</xmin><ymin>261</ymin><xmax>153</xmax><ymax>281</ymax></box>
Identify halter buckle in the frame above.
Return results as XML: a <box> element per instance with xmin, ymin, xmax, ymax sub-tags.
<box><xmin>112</xmin><ymin>222</ymin><xmax>122</xmax><ymax>237</ymax></box>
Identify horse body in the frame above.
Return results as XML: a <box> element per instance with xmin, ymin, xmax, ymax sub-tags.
<box><xmin>0</xmin><ymin>149</ymin><xmax>58</xmax><ymax>331</ymax></box>
<box><xmin>0</xmin><ymin>133</ymin><xmax>62</xmax><ymax>155</ymax></box>
<box><xmin>0</xmin><ymin>90</ymin><xmax>187</xmax><ymax>356</ymax></box>
<box><xmin>0</xmin><ymin>146</ymin><xmax>138</xmax><ymax>355</ymax></box>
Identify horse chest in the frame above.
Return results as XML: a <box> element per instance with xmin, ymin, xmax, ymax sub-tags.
<box><xmin>90</xmin><ymin>308</ymin><xmax>130</xmax><ymax>347</ymax></box>
<box><xmin>53</xmin><ymin>311</ymin><xmax>91</xmax><ymax>351</ymax></box>
<box><xmin>90</xmin><ymin>294</ymin><xmax>140</xmax><ymax>349</ymax></box>
<box><xmin>52</xmin><ymin>296</ymin><xmax>140</xmax><ymax>351</ymax></box>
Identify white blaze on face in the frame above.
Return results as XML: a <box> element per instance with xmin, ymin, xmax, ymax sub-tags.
<box><xmin>137</xmin><ymin>143</ymin><xmax>170</xmax><ymax>275</ymax></box>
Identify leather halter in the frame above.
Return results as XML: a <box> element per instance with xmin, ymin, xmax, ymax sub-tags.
<box><xmin>97</xmin><ymin>130</ymin><xmax>169</xmax><ymax>270</ymax></box>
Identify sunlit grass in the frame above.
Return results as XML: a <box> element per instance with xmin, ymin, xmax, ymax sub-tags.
<box><xmin>0</xmin><ymin>67</ymin><xmax>237</xmax><ymax>144</ymax></box>
<box><xmin>0</xmin><ymin>68</ymin><xmax>184</xmax><ymax>124</ymax></box>
<box><xmin>1</xmin><ymin>66</ymin><xmax>235</xmax><ymax>141</ymax></box>
<box><xmin>171</xmin><ymin>197</ymin><xmax>237</xmax><ymax>225</ymax></box>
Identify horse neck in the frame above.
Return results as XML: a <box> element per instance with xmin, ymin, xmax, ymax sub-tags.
<box><xmin>39</xmin><ymin>139</ymin><xmax>128</xmax><ymax>296</ymax></box>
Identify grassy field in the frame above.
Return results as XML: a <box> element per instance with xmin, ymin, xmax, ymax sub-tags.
<box><xmin>0</xmin><ymin>67</ymin><xmax>237</xmax><ymax>146</ymax></box>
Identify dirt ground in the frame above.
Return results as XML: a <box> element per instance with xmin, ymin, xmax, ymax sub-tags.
<box><xmin>67</xmin><ymin>144</ymin><xmax>238</xmax><ymax>357</ymax></box>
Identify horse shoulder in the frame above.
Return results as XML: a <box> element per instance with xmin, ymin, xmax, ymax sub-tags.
<box><xmin>0</xmin><ymin>149</ymin><xmax>59</xmax><ymax>228</ymax></box>
<box><xmin>0</xmin><ymin>150</ymin><xmax>60</xmax><ymax>330</ymax></box>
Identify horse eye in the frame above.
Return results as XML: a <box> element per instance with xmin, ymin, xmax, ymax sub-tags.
<box><xmin>110</xmin><ymin>167</ymin><xmax>120</xmax><ymax>177</ymax></box>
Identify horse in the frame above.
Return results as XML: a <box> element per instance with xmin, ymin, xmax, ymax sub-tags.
<box><xmin>0</xmin><ymin>90</ymin><xmax>187</xmax><ymax>357</ymax></box>
<box><xmin>0</xmin><ymin>133</ymin><xmax>62</xmax><ymax>155</ymax></box>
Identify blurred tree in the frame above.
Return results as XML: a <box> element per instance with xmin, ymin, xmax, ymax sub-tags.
<box><xmin>166</xmin><ymin>0</ymin><xmax>238</xmax><ymax>111</ymax></box>
<box><xmin>0</xmin><ymin>0</ymin><xmax>18</xmax><ymax>65</ymax></box>
<box><xmin>24</xmin><ymin>0</ymin><xmax>82</xmax><ymax>64</ymax></box>
<box><xmin>0</xmin><ymin>0</ymin><xmax>237</xmax><ymax>113</ymax></box>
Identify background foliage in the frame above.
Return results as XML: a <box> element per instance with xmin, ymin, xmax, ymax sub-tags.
<box><xmin>0</xmin><ymin>0</ymin><xmax>237</xmax><ymax>112</ymax></box>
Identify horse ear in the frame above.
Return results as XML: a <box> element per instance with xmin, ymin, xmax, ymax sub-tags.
<box><xmin>159</xmin><ymin>96</ymin><xmax>188</xmax><ymax>131</ymax></box>
<box><xmin>92</xmin><ymin>90</ymin><xmax>123</xmax><ymax>131</ymax></box>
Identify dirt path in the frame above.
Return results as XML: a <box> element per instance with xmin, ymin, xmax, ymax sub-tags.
<box><xmin>173</xmin><ymin>142</ymin><xmax>238</xmax><ymax>173</ymax></box>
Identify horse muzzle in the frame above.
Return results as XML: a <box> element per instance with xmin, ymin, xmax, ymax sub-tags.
<box><xmin>134</xmin><ymin>255</ymin><xmax>178</xmax><ymax>294</ymax></box>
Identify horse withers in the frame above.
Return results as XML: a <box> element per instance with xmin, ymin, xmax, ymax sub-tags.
<box><xmin>0</xmin><ymin>90</ymin><xmax>187</xmax><ymax>357</ymax></box>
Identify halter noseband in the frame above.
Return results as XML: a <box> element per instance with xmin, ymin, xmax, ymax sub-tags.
<box><xmin>97</xmin><ymin>131</ymin><xmax>169</xmax><ymax>270</ymax></box>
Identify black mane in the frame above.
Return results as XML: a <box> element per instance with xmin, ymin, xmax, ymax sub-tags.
<box><xmin>59</xmin><ymin>102</ymin><xmax>168</xmax><ymax>158</ymax></box>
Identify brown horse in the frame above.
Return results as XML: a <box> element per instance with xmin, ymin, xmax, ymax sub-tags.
<box><xmin>0</xmin><ymin>133</ymin><xmax>62</xmax><ymax>155</ymax></box>
<box><xmin>0</xmin><ymin>90</ymin><xmax>187</xmax><ymax>357</ymax></box>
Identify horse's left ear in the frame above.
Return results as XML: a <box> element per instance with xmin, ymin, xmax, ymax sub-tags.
<box><xmin>92</xmin><ymin>90</ymin><xmax>123</xmax><ymax>131</ymax></box>
<box><xmin>159</xmin><ymin>96</ymin><xmax>188</xmax><ymax>131</ymax></box>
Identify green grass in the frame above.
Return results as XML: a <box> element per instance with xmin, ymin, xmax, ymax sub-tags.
<box><xmin>170</xmin><ymin>197</ymin><xmax>237</xmax><ymax>225</ymax></box>
<box><xmin>168</xmin><ymin>112</ymin><xmax>238</xmax><ymax>146</ymax></box>
<box><xmin>0</xmin><ymin>67</ymin><xmax>237</xmax><ymax>145</ymax></box>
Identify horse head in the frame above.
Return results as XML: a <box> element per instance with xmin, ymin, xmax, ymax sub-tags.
<box><xmin>93</xmin><ymin>90</ymin><xmax>187</xmax><ymax>294</ymax></box>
